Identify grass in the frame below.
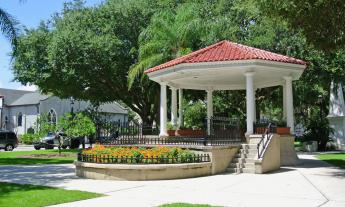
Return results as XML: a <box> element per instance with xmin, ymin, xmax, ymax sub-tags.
<box><xmin>318</xmin><ymin>153</ymin><xmax>345</xmax><ymax>169</ymax></box>
<box><xmin>0</xmin><ymin>182</ymin><xmax>102</xmax><ymax>207</ymax></box>
<box><xmin>0</xmin><ymin>149</ymin><xmax>79</xmax><ymax>165</ymax></box>
<box><xmin>160</xmin><ymin>203</ymin><xmax>220</xmax><ymax>207</ymax></box>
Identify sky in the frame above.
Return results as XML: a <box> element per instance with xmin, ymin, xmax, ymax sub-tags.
<box><xmin>0</xmin><ymin>0</ymin><xmax>104</xmax><ymax>91</ymax></box>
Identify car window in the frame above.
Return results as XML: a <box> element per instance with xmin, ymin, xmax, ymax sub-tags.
<box><xmin>0</xmin><ymin>133</ymin><xmax>5</xmax><ymax>140</ymax></box>
<box><xmin>7</xmin><ymin>133</ymin><xmax>17</xmax><ymax>140</ymax></box>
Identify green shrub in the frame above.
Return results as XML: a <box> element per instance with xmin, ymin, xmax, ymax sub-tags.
<box><xmin>21</xmin><ymin>133</ymin><xmax>40</xmax><ymax>144</ymax></box>
<box><xmin>184</xmin><ymin>101</ymin><xmax>206</xmax><ymax>129</ymax></box>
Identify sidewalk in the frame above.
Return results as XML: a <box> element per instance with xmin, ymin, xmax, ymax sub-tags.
<box><xmin>0</xmin><ymin>154</ymin><xmax>344</xmax><ymax>207</ymax></box>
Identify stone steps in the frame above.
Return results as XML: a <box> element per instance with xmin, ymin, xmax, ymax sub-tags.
<box><xmin>228</xmin><ymin>143</ymin><xmax>258</xmax><ymax>174</ymax></box>
<box><xmin>226</xmin><ymin>167</ymin><xmax>255</xmax><ymax>174</ymax></box>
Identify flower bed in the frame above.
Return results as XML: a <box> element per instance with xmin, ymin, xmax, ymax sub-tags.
<box><xmin>79</xmin><ymin>145</ymin><xmax>210</xmax><ymax>164</ymax></box>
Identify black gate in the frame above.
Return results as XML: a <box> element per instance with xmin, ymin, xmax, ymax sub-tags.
<box><xmin>95</xmin><ymin>117</ymin><xmax>244</xmax><ymax>146</ymax></box>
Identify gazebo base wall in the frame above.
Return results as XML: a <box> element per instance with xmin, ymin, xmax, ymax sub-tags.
<box><xmin>75</xmin><ymin>145</ymin><xmax>239</xmax><ymax>180</ymax></box>
<box><xmin>280</xmin><ymin>135</ymin><xmax>299</xmax><ymax>166</ymax></box>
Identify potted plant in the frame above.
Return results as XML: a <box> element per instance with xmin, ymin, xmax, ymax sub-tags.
<box><xmin>176</xmin><ymin>126</ymin><xmax>206</xmax><ymax>137</ymax></box>
<box><xmin>167</xmin><ymin>122</ymin><xmax>176</xmax><ymax>136</ymax></box>
<box><xmin>276</xmin><ymin>120</ymin><xmax>290</xmax><ymax>135</ymax></box>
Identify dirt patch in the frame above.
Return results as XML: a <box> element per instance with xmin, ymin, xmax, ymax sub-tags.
<box><xmin>17</xmin><ymin>153</ymin><xmax>76</xmax><ymax>159</ymax></box>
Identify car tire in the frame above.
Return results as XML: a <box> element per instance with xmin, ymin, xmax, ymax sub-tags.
<box><xmin>61</xmin><ymin>146</ymin><xmax>68</xmax><ymax>149</ymax></box>
<box><xmin>70</xmin><ymin>139</ymin><xmax>80</xmax><ymax>149</ymax></box>
<box><xmin>5</xmin><ymin>144</ymin><xmax>14</xmax><ymax>151</ymax></box>
<box><xmin>34</xmin><ymin>146</ymin><xmax>41</xmax><ymax>150</ymax></box>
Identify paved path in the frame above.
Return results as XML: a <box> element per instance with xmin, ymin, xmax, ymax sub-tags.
<box><xmin>11</xmin><ymin>144</ymin><xmax>92</xmax><ymax>151</ymax></box>
<box><xmin>0</xmin><ymin>154</ymin><xmax>344</xmax><ymax>207</ymax></box>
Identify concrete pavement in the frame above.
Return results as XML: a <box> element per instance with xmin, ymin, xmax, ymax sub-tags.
<box><xmin>0</xmin><ymin>154</ymin><xmax>344</xmax><ymax>207</ymax></box>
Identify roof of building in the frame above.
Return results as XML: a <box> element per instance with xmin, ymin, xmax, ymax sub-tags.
<box><xmin>98</xmin><ymin>102</ymin><xmax>128</xmax><ymax>114</ymax></box>
<box><xmin>145</xmin><ymin>40</ymin><xmax>307</xmax><ymax>74</ymax></box>
<box><xmin>0</xmin><ymin>88</ymin><xmax>127</xmax><ymax>114</ymax></box>
<box><xmin>0</xmin><ymin>88</ymin><xmax>34</xmax><ymax>105</ymax></box>
<box><xmin>9</xmin><ymin>92</ymin><xmax>49</xmax><ymax>106</ymax></box>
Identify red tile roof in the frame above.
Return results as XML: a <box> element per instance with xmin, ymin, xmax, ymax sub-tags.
<box><xmin>145</xmin><ymin>40</ymin><xmax>307</xmax><ymax>74</ymax></box>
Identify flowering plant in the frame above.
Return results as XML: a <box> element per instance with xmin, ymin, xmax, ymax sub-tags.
<box><xmin>82</xmin><ymin>145</ymin><xmax>194</xmax><ymax>158</ymax></box>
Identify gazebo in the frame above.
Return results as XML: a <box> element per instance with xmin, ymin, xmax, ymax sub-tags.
<box><xmin>145</xmin><ymin>40</ymin><xmax>307</xmax><ymax>138</ymax></box>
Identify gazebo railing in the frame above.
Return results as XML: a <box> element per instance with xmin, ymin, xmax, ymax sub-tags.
<box><xmin>95</xmin><ymin>117</ymin><xmax>245</xmax><ymax>146</ymax></box>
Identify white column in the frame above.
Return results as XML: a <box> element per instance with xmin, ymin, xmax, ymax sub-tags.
<box><xmin>283</xmin><ymin>83</ymin><xmax>287</xmax><ymax>119</ymax></box>
<box><xmin>170</xmin><ymin>87</ymin><xmax>178</xmax><ymax>127</ymax></box>
<box><xmin>284</xmin><ymin>76</ymin><xmax>294</xmax><ymax>134</ymax></box>
<box><xmin>245</xmin><ymin>72</ymin><xmax>255</xmax><ymax>135</ymax></box>
<box><xmin>253</xmin><ymin>89</ymin><xmax>257</xmax><ymax>122</ymax></box>
<box><xmin>207</xmin><ymin>90</ymin><xmax>213</xmax><ymax>135</ymax></box>
<box><xmin>178</xmin><ymin>89</ymin><xmax>184</xmax><ymax>128</ymax></box>
<box><xmin>159</xmin><ymin>83</ymin><xmax>168</xmax><ymax>137</ymax></box>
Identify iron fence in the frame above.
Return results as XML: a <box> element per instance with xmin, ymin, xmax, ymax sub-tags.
<box><xmin>95</xmin><ymin>117</ymin><xmax>245</xmax><ymax>146</ymax></box>
<box><xmin>77</xmin><ymin>153</ymin><xmax>210</xmax><ymax>164</ymax></box>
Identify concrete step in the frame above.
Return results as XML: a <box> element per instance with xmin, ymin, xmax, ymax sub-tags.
<box><xmin>235</xmin><ymin>153</ymin><xmax>249</xmax><ymax>159</ymax></box>
<box><xmin>242</xmin><ymin>167</ymin><xmax>256</xmax><ymax>173</ymax></box>
<box><xmin>236</xmin><ymin>152</ymin><xmax>257</xmax><ymax>159</ymax></box>
<box><xmin>226</xmin><ymin>167</ymin><xmax>242</xmax><ymax>173</ymax></box>
<box><xmin>240</xmin><ymin>148</ymin><xmax>257</xmax><ymax>154</ymax></box>
<box><xmin>241</xmin><ymin>144</ymin><xmax>258</xmax><ymax>149</ymax></box>
<box><xmin>232</xmin><ymin>158</ymin><xmax>256</xmax><ymax>164</ymax></box>
<box><xmin>229</xmin><ymin>162</ymin><xmax>255</xmax><ymax>168</ymax></box>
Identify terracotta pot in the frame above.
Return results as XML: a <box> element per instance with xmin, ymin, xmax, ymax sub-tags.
<box><xmin>276</xmin><ymin>127</ymin><xmax>290</xmax><ymax>135</ymax></box>
<box><xmin>255</xmin><ymin>127</ymin><xmax>266</xmax><ymax>134</ymax></box>
<box><xmin>176</xmin><ymin>129</ymin><xmax>206</xmax><ymax>137</ymax></box>
<box><xmin>167</xmin><ymin>130</ymin><xmax>176</xmax><ymax>136</ymax></box>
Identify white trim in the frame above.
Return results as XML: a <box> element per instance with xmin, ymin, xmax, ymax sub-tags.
<box><xmin>148</xmin><ymin>59</ymin><xmax>306</xmax><ymax>79</ymax></box>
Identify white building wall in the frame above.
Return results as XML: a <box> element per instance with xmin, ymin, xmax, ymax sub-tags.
<box><xmin>39</xmin><ymin>97</ymin><xmax>128</xmax><ymax>123</ymax></box>
<box><xmin>1</xmin><ymin>96</ymin><xmax>128</xmax><ymax>136</ymax></box>
<box><xmin>327</xmin><ymin>82</ymin><xmax>345</xmax><ymax>150</ymax></box>
<box><xmin>7</xmin><ymin>105</ymin><xmax>39</xmax><ymax>136</ymax></box>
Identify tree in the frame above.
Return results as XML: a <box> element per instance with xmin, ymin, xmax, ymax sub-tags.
<box><xmin>128</xmin><ymin>2</ymin><xmax>203</xmax><ymax>87</ymax></box>
<box><xmin>12</xmin><ymin>0</ymin><xmax>160</xmax><ymax>124</ymax></box>
<box><xmin>57</xmin><ymin>113</ymin><xmax>96</xmax><ymax>150</ymax></box>
<box><xmin>0</xmin><ymin>6</ymin><xmax>19</xmax><ymax>47</ymax></box>
<box><xmin>259</xmin><ymin>0</ymin><xmax>345</xmax><ymax>52</ymax></box>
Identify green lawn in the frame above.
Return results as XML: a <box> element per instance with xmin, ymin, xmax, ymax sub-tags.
<box><xmin>160</xmin><ymin>203</ymin><xmax>220</xmax><ymax>207</ymax></box>
<box><xmin>0</xmin><ymin>149</ymin><xmax>79</xmax><ymax>165</ymax></box>
<box><xmin>318</xmin><ymin>153</ymin><xmax>345</xmax><ymax>169</ymax></box>
<box><xmin>0</xmin><ymin>182</ymin><xmax>102</xmax><ymax>207</ymax></box>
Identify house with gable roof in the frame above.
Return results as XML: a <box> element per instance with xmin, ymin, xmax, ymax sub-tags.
<box><xmin>0</xmin><ymin>88</ymin><xmax>128</xmax><ymax>136</ymax></box>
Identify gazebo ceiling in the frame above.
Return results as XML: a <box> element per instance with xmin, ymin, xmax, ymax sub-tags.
<box><xmin>146</xmin><ymin>40</ymin><xmax>307</xmax><ymax>90</ymax></box>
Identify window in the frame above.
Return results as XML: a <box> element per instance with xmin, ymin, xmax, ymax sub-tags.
<box><xmin>17</xmin><ymin>113</ymin><xmax>23</xmax><ymax>127</ymax></box>
<box><xmin>47</xmin><ymin>109</ymin><xmax>57</xmax><ymax>125</ymax></box>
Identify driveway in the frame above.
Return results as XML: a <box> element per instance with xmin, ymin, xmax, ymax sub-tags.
<box><xmin>0</xmin><ymin>154</ymin><xmax>344</xmax><ymax>207</ymax></box>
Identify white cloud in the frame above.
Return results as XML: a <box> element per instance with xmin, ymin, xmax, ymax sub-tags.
<box><xmin>18</xmin><ymin>84</ymin><xmax>38</xmax><ymax>91</ymax></box>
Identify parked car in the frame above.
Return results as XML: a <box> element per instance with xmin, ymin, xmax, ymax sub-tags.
<box><xmin>33</xmin><ymin>132</ymin><xmax>80</xmax><ymax>150</ymax></box>
<box><xmin>0</xmin><ymin>130</ymin><xmax>18</xmax><ymax>151</ymax></box>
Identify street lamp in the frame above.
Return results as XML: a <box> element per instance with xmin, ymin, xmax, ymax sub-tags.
<box><xmin>317</xmin><ymin>94</ymin><xmax>323</xmax><ymax>122</ymax></box>
<box><xmin>70</xmin><ymin>97</ymin><xmax>75</xmax><ymax>117</ymax></box>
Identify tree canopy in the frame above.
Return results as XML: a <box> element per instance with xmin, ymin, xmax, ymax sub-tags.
<box><xmin>11</xmin><ymin>0</ymin><xmax>345</xmax><ymax>141</ymax></box>
<box><xmin>259</xmin><ymin>0</ymin><xmax>345</xmax><ymax>52</ymax></box>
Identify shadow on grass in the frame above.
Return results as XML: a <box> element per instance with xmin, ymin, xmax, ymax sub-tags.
<box><xmin>0</xmin><ymin>182</ymin><xmax>52</xmax><ymax>198</ymax></box>
<box><xmin>0</xmin><ymin>164</ymin><xmax>79</xmax><ymax>187</ymax></box>
<box><xmin>0</xmin><ymin>182</ymin><xmax>102</xmax><ymax>207</ymax></box>
<box><xmin>0</xmin><ymin>158</ymin><xmax>74</xmax><ymax>165</ymax></box>
<box><xmin>319</xmin><ymin>159</ymin><xmax>345</xmax><ymax>169</ymax></box>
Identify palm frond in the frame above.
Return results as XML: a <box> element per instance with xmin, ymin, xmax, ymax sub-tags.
<box><xmin>128</xmin><ymin>53</ymin><xmax>164</xmax><ymax>88</ymax></box>
<box><xmin>0</xmin><ymin>7</ymin><xmax>19</xmax><ymax>47</ymax></box>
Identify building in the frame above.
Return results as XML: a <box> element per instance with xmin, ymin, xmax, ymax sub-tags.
<box><xmin>0</xmin><ymin>88</ymin><xmax>128</xmax><ymax>135</ymax></box>
<box><xmin>327</xmin><ymin>82</ymin><xmax>345</xmax><ymax>150</ymax></box>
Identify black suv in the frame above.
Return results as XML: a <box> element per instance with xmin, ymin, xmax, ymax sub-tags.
<box><xmin>0</xmin><ymin>130</ymin><xmax>18</xmax><ymax>151</ymax></box>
